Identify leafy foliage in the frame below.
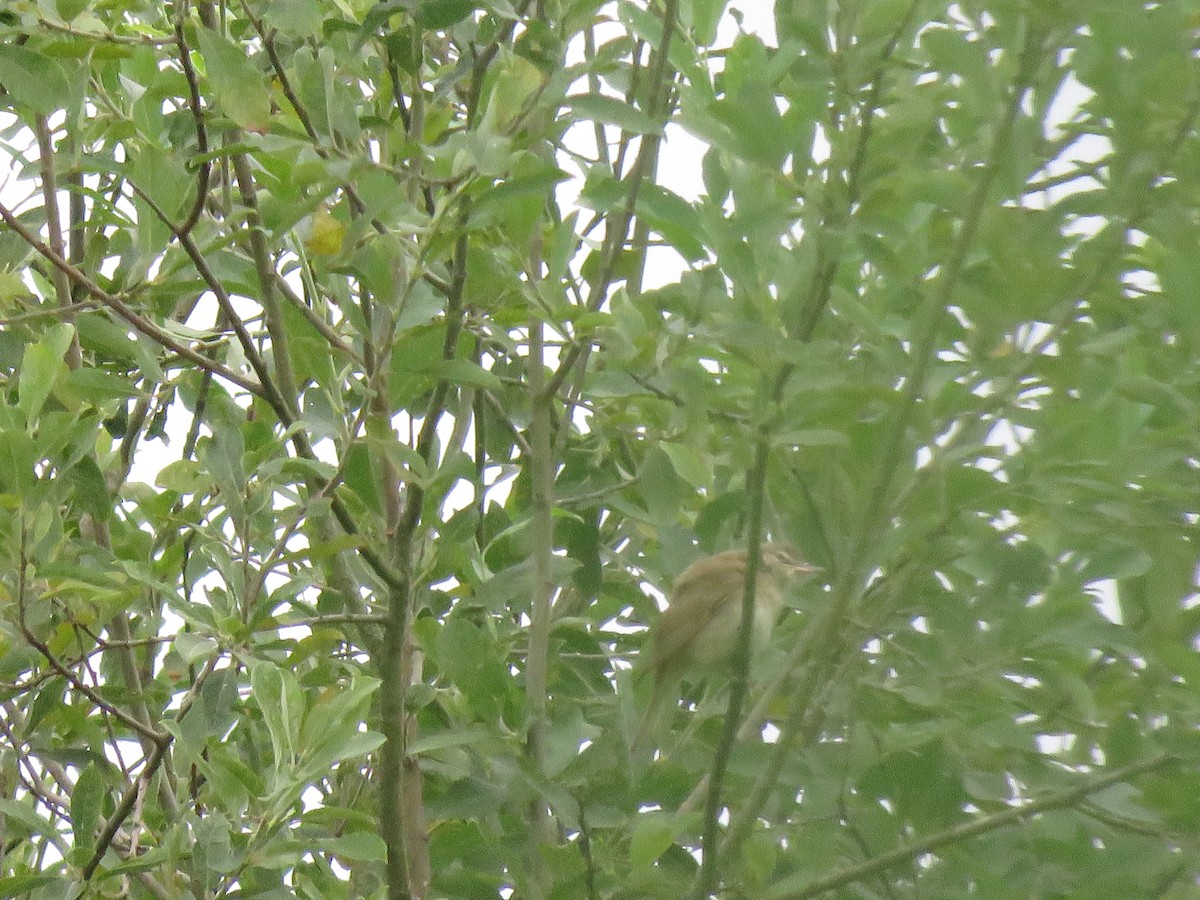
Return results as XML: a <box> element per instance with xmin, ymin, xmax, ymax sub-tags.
<box><xmin>1</xmin><ymin>0</ymin><xmax>1198</xmax><ymax>897</ymax></box>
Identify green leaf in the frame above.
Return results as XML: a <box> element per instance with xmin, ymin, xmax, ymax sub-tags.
<box><xmin>1088</xmin><ymin>782</ymin><xmax>1160</xmax><ymax>824</ymax></box>
<box><xmin>251</xmin><ymin>663</ymin><xmax>302</xmax><ymax>771</ymax></box>
<box><xmin>175</xmin><ymin>632</ymin><xmax>219</xmax><ymax>664</ymax></box>
<box><xmin>431</xmin><ymin>357</ymin><xmax>502</xmax><ymax>390</ymax></box>
<box><xmin>417</xmin><ymin>0</ymin><xmax>479</xmax><ymax>29</ymax></box>
<box><xmin>0</xmin><ymin>875</ymin><xmax>65</xmax><ymax>896</ymax></box>
<box><xmin>262</xmin><ymin>0</ymin><xmax>325</xmax><ymax>37</ymax></box>
<box><xmin>130</xmin><ymin>142</ymin><xmax>191</xmax><ymax>221</ymax></box>
<box><xmin>483</xmin><ymin>52</ymin><xmax>545</xmax><ymax>131</ymax></box>
<box><xmin>318</xmin><ymin>729</ymin><xmax>386</xmax><ymax>765</ymax></box>
<box><xmin>660</xmin><ymin>441</ymin><xmax>712</xmax><ymax>491</ymax></box>
<box><xmin>630</xmin><ymin>813</ymin><xmax>674</xmax><ymax>868</ymax></box>
<box><xmin>64</xmin><ymin>368</ymin><xmax>140</xmax><ymax>402</ymax></box>
<box><xmin>0</xmin><ymin>271</ymin><xmax>31</xmax><ymax>302</ymax></box>
<box><xmin>635</xmin><ymin>185</ymin><xmax>707</xmax><ymax>260</ymax></box>
<box><xmin>408</xmin><ymin>727</ymin><xmax>492</xmax><ymax>756</ymax></box>
<box><xmin>0</xmin><ymin>428</ymin><xmax>38</xmax><ymax>493</ymax></box>
<box><xmin>195</xmin><ymin>29</ymin><xmax>272</xmax><ymax>132</ymax></box>
<box><xmin>155</xmin><ymin>459</ymin><xmax>206</xmax><ymax>493</ymax></box>
<box><xmin>316</xmin><ymin>831</ymin><xmax>388</xmax><ymax>862</ymax></box>
<box><xmin>66</xmin><ymin>456</ymin><xmax>110</xmax><ymax>522</ymax></box>
<box><xmin>563</xmin><ymin>93</ymin><xmax>660</xmax><ymax>134</ymax></box>
<box><xmin>472</xmin><ymin>167</ymin><xmax>571</xmax><ymax>226</ymax></box>
<box><xmin>193</xmin><ymin>810</ymin><xmax>238</xmax><ymax>876</ymax></box>
<box><xmin>776</xmin><ymin>428</ymin><xmax>851</xmax><ymax>448</ymax></box>
<box><xmin>0</xmin><ymin>45</ymin><xmax>71</xmax><ymax>115</ymax></box>
<box><xmin>71</xmin><ymin>763</ymin><xmax>105</xmax><ymax>854</ymax></box>
<box><xmin>19</xmin><ymin>342</ymin><xmax>65</xmax><ymax>424</ymax></box>
<box><xmin>0</xmin><ymin>799</ymin><xmax>56</xmax><ymax>836</ymax></box>
<box><xmin>685</xmin><ymin>0</ymin><xmax>725</xmax><ymax>45</ymax></box>
<box><xmin>203</xmin><ymin>425</ymin><xmax>246</xmax><ymax>500</ymax></box>
<box><xmin>435</xmin><ymin>618</ymin><xmax>507</xmax><ymax>716</ymax></box>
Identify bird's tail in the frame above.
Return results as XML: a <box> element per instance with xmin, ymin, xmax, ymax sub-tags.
<box><xmin>630</xmin><ymin>678</ymin><xmax>671</xmax><ymax>762</ymax></box>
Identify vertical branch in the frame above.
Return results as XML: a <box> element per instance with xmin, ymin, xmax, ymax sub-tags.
<box><xmin>399</xmin><ymin>631</ymin><xmax>431</xmax><ymax>895</ymax></box>
<box><xmin>378</xmin><ymin>222</ymin><xmax>470</xmax><ymax>900</ymax></box>
<box><xmin>230</xmin><ymin>154</ymin><xmax>299</xmax><ymax>415</ymax></box>
<box><xmin>689</xmin><ymin>414</ymin><xmax>773</xmax><ymax>900</ymax></box>
<box><xmin>378</xmin><ymin>573</ymin><xmax>414</xmax><ymax>900</ymax></box>
<box><xmin>367</xmin><ymin>277</ymin><xmax>431</xmax><ymax>897</ymax></box>
<box><xmin>373</xmin><ymin>291</ymin><xmax>414</xmax><ymax>900</ymax></box>
<box><xmin>473</xmin><ymin>330</ymin><xmax>488</xmax><ymax>547</ymax></box>
<box><xmin>525</xmin><ymin>313</ymin><xmax>556</xmax><ymax>895</ymax></box>
<box><xmin>33</xmin><ymin>117</ymin><xmax>82</xmax><ymax>369</ymax></box>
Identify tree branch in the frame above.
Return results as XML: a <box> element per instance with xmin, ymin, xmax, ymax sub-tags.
<box><xmin>524</xmin><ymin>313</ymin><xmax>557</xmax><ymax>897</ymax></box>
<box><xmin>0</xmin><ymin>200</ymin><xmax>265</xmax><ymax>397</ymax></box>
<box><xmin>768</xmin><ymin>754</ymin><xmax>1173</xmax><ymax>899</ymax></box>
<box><xmin>689</xmin><ymin>419</ymin><xmax>771</xmax><ymax>899</ymax></box>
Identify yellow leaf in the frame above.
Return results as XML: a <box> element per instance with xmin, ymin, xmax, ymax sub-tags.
<box><xmin>304</xmin><ymin>209</ymin><xmax>345</xmax><ymax>256</ymax></box>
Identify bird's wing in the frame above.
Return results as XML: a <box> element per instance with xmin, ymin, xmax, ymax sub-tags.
<box><xmin>649</xmin><ymin>552</ymin><xmax>747</xmax><ymax>677</ymax></box>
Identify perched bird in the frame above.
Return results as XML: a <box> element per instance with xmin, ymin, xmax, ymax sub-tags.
<box><xmin>633</xmin><ymin>544</ymin><xmax>816</xmax><ymax>751</ymax></box>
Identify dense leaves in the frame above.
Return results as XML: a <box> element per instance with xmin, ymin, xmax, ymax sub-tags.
<box><xmin>1</xmin><ymin>0</ymin><xmax>1199</xmax><ymax>897</ymax></box>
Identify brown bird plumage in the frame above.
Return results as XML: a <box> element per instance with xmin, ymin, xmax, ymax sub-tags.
<box><xmin>633</xmin><ymin>544</ymin><xmax>815</xmax><ymax>751</ymax></box>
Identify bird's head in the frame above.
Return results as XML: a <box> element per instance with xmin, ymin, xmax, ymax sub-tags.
<box><xmin>759</xmin><ymin>543</ymin><xmax>818</xmax><ymax>578</ymax></box>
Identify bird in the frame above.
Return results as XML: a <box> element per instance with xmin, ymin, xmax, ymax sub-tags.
<box><xmin>632</xmin><ymin>544</ymin><xmax>816</xmax><ymax>752</ymax></box>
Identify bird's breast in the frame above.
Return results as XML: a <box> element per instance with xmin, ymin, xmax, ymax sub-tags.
<box><xmin>685</xmin><ymin>584</ymin><xmax>781</xmax><ymax>670</ymax></box>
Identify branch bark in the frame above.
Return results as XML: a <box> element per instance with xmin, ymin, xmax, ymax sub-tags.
<box><xmin>524</xmin><ymin>314</ymin><xmax>557</xmax><ymax>897</ymax></box>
